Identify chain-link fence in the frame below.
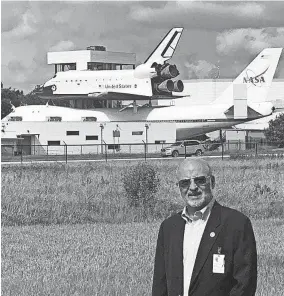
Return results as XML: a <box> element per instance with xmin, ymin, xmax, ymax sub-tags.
<box><xmin>1</xmin><ymin>141</ymin><xmax>284</xmax><ymax>163</ymax></box>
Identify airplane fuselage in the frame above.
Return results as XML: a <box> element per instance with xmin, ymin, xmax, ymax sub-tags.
<box><xmin>2</xmin><ymin>103</ymin><xmax>272</xmax><ymax>140</ymax></box>
<box><xmin>43</xmin><ymin>70</ymin><xmax>153</xmax><ymax>98</ymax></box>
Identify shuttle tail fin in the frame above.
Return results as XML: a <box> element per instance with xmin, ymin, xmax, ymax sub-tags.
<box><xmin>144</xmin><ymin>27</ymin><xmax>184</xmax><ymax>67</ymax></box>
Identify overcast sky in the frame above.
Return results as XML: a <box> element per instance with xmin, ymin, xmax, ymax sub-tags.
<box><xmin>2</xmin><ymin>1</ymin><xmax>284</xmax><ymax>94</ymax></box>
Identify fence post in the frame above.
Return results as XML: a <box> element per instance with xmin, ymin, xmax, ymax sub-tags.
<box><xmin>184</xmin><ymin>144</ymin><xmax>187</xmax><ymax>158</ymax></box>
<box><xmin>255</xmin><ymin>142</ymin><xmax>258</xmax><ymax>156</ymax></box>
<box><xmin>65</xmin><ymin>143</ymin><xmax>68</xmax><ymax>164</ymax></box>
<box><xmin>21</xmin><ymin>145</ymin><xmax>23</xmax><ymax>164</ymax></box>
<box><xmin>103</xmin><ymin>141</ymin><xmax>107</xmax><ymax>162</ymax></box>
<box><xmin>62</xmin><ymin>141</ymin><xmax>67</xmax><ymax>164</ymax></box>
<box><xmin>142</xmin><ymin>140</ymin><xmax>146</xmax><ymax>161</ymax></box>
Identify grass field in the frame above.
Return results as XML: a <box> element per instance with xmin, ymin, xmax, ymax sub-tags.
<box><xmin>2</xmin><ymin>158</ymin><xmax>284</xmax><ymax>295</ymax></box>
<box><xmin>2</xmin><ymin>220</ymin><xmax>284</xmax><ymax>296</ymax></box>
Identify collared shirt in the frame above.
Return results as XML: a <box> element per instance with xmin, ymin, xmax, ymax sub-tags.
<box><xmin>182</xmin><ymin>198</ymin><xmax>215</xmax><ymax>296</ymax></box>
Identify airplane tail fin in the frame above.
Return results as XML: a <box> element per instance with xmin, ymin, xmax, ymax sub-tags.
<box><xmin>144</xmin><ymin>27</ymin><xmax>184</xmax><ymax>67</ymax></box>
<box><xmin>214</xmin><ymin>48</ymin><xmax>282</xmax><ymax>109</ymax></box>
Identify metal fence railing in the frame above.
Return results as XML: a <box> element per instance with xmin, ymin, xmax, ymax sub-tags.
<box><xmin>1</xmin><ymin>141</ymin><xmax>284</xmax><ymax>163</ymax></box>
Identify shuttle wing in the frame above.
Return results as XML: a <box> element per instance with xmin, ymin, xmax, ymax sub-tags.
<box><xmin>88</xmin><ymin>91</ymin><xmax>184</xmax><ymax>101</ymax></box>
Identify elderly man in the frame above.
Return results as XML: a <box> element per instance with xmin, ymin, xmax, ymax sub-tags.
<box><xmin>152</xmin><ymin>159</ymin><xmax>257</xmax><ymax>296</ymax></box>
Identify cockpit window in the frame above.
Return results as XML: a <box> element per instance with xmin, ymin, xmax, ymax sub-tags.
<box><xmin>8</xmin><ymin>116</ymin><xmax>22</xmax><ymax>121</ymax></box>
<box><xmin>47</xmin><ymin>116</ymin><xmax>62</xmax><ymax>122</ymax></box>
<box><xmin>82</xmin><ymin>117</ymin><xmax>97</xmax><ymax>122</ymax></box>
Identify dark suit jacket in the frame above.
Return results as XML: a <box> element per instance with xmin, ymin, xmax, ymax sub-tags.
<box><xmin>152</xmin><ymin>201</ymin><xmax>257</xmax><ymax>296</ymax></box>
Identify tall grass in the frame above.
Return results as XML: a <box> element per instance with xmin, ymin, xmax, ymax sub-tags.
<box><xmin>2</xmin><ymin>220</ymin><xmax>284</xmax><ymax>296</ymax></box>
<box><xmin>2</xmin><ymin>158</ymin><xmax>284</xmax><ymax>226</ymax></box>
<box><xmin>2</xmin><ymin>158</ymin><xmax>284</xmax><ymax>296</ymax></box>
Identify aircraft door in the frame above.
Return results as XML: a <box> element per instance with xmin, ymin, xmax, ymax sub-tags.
<box><xmin>21</xmin><ymin>135</ymin><xmax>32</xmax><ymax>155</ymax></box>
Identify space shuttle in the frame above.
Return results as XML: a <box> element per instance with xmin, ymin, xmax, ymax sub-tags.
<box><xmin>34</xmin><ymin>28</ymin><xmax>185</xmax><ymax>102</ymax></box>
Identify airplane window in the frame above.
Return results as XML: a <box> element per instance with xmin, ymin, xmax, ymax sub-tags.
<box><xmin>48</xmin><ymin>116</ymin><xmax>62</xmax><ymax>122</ymax></box>
<box><xmin>8</xmin><ymin>116</ymin><xmax>22</xmax><ymax>121</ymax></box>
<box><xmin>82</xmin><ymin>117</ymin><xmax>97</xmax><ymax>122</ymax></box>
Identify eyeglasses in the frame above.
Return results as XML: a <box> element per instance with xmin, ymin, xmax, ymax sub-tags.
<box><xmin>178</xmin><ymin>176</ymin><xmax>210</xmax><ymax>188</ymax></box>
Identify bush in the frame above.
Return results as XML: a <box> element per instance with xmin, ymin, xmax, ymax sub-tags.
<box><xmin>264</xmin><ymin>113</ymin><xmax>284</xmax><ymax>146</ymax></box>
<box><xmin>122</xmin><ymin>162</ymin><xmax>160</xmax><ymax>208</ymax></box>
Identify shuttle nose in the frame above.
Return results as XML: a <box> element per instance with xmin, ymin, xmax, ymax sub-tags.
<box><xmin>33</xmin><ymin>84</ymin><xmax>56</xmax><ymax>98</ymax></box>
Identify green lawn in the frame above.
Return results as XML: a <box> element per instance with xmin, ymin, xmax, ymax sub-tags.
<box><xmin>2</xmin><ymin>219</ymin><xmax>284</xmax><ymax>296</ymax></box>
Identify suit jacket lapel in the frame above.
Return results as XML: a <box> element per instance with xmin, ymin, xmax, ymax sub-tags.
<box><xmin>189</xmin><ymin>201</ymin><xmax>222</xmax><ymax>292</ymax></box>
<box><xmin>172</xmin><ymin>214</ymin><xmax>186</xmax><ymax>290</ymax></box>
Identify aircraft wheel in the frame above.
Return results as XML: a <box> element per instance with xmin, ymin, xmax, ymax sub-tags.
<box><xmin>195</xmin><ymin>149</ymin><xmax>203</xmax><ymax>156</ymax></box>
<box><xmin>172</xmin><ymin>150</ymin><xmax>179</xmax><ymax>157</ymax></box>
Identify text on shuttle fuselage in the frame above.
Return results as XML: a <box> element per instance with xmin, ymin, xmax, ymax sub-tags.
<box><xmin>100</xmin><ymin>84</ymin><xmax>137</xmax><ymax>89</ymax></box>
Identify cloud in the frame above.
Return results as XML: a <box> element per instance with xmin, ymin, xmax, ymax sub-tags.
<box><xmin>216</xmin><ymin>27</ymin><xmax>284</xmax><ymax>56</ymax></box>
<box><xmin>1</xmin><ymin>2</ymin><xmax>29</xmax><ymax>33</ymax></box>
<box><xmin>130</xmin><ymin>2</ymin><xmax>284</xmax><ymax>31</ymax></box>
<box><xmin>7</xmin><ymin>60</ymin><xmax>26</xmax><ymax>73</ymax></box>
<box><xmin>185</xmin><ymin>58</ymin><xmax>218</xmax><ymax>79</ymax></box>
<box><xmin>2</xmin><ymin>8</ymin><xmax>38</xmax><ymax>39</ymax></box>
<box><xmin>49</xmin><ymin>41</ymin><xmax>76</xmax><ymax>52</ymax></box>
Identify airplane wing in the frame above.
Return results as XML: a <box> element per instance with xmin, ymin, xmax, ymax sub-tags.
<box><xmin>88</xmin><ymin>91</ymin><xmax>184</xmax><ymax>101</ymax></box>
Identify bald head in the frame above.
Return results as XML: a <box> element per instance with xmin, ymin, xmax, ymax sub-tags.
<box><xmin>177</xmin><ymin>159</ymin><xmax>212</xmax><ymax>181</ymax></box>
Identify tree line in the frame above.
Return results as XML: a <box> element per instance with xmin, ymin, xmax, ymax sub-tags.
<box><xmin>1</xmin><ymin>83</ymin><xmax>69</xmax><ymax>119</ymax></box>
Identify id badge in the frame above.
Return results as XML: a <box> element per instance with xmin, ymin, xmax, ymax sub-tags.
<box><xmin>213</xmin><ymin>254</ymin><xmax>225</xmax><ymax>273</ymax></box>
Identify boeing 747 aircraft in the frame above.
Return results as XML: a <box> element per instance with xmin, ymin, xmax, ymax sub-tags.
<box><xmin>34</xmin><ymin>28</ymin><xmax>185</xmax><ymax>103</ymax></box>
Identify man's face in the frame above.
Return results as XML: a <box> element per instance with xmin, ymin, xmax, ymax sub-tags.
<box><xmin>177</xmin><ymin>159</ymin><xmax>215</xmax><ymax>210</ymax></box>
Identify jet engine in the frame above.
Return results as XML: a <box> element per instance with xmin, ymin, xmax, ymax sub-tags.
<box><xmin>173</xmin><ymin>80</ymin><xmax>184</xmax><ymax>92</ymax></box>
<box><xmin>160</xmin><ymin>64</ymin><xmax>179</xmax><ymax>79</ymax></box>
<box><xmin>155</xmin><ymin>79</ymin><xmax>174</xmax><ymax>93</ymax></box>
<box><xmin>134</xmin><ymin>64</ymin><xmax>157</xmax><ymax>79</ymax></box>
